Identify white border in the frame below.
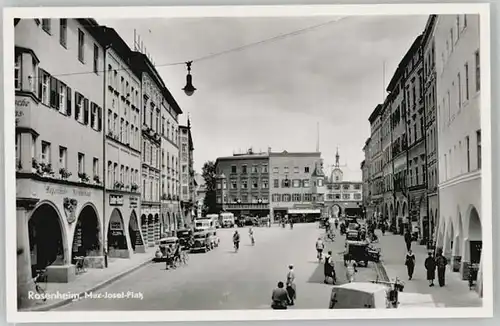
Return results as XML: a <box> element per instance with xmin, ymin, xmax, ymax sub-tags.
<box><xmin>3</xmin><ymin>3</ymin><xmax>492</xmax><ymax>323</ymax></box>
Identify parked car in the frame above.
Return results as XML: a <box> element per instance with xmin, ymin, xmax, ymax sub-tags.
<box><xmin>190</xmin><ymin>231</ymin><xmax>211</xmax><ymax>253</ymax></box>
<box><xmin>176</xmin><ymin>229</ymin><xmax>193</xmax><ymax>250</ymax></box>
<box><xmin>154</xmin><ymin>237</ymin><xmax>179</xmax><ymax>262</ymax></box>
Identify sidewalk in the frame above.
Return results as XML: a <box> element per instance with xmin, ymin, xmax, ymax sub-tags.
<box><xmin>376</xmin><ymin>231</ymin><xmax>482</xmax><ymax>308</ymax></box>
<box><xmin>24</xmin><ymin>248</ymin><xmax>154</xmax><ymax>311</ymax></box>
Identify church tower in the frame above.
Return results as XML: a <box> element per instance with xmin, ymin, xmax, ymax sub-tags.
<box><xmin>331</xmin><ymin>148</ymin><xmax>344</xmax><ymax>182</ymax></box>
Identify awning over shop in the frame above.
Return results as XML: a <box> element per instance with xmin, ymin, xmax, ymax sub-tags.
<box><xmin>288</xmin><ymin>209</ymin><xmax>321</xmax><ymax>214</ymax></box>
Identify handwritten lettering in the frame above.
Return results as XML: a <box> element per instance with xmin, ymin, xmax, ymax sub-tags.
<box><xmin>15</xmin><ymin>99</ymin><xmax>30</xmax><ymax>108</ymax></box>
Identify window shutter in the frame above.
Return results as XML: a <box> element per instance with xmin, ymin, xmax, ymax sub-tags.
<box><xmin>50</xmin><ymin>77</ymin><xmax>57</xmax><ymax>108</ymax></box>
<box><xmin>97</xmin><ymin>106</ymin><xmax>102</xmax><ymax>131</ymax></box>
<box><xmin>66</xmin><ymin>87</ymin><xmax>72</xmax><ymax>116</ymax></box>
<box><xmin>74</xmin><ymin>92</ymin><xmax>80</xmax><ymax>121</ymax></box>
<box><xmin>55</xmin><ymin>80</ymin><xmax>61</xmax><ymax>109</ymax></box>
<box><xmin>83</xmin><ymin>98</ymin><xmax>89</xmax><ymax>125</ymax></box>
<box><xmin>38</xmin><ymin>68</ymin><xmax>43</xmax><ymax>101</ymax></box>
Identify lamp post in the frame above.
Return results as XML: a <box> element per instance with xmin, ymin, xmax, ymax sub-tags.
<box><xmin>182</xmin><ymin>61</ymin><xmax>196</xmax><ymax>96</ymax></box>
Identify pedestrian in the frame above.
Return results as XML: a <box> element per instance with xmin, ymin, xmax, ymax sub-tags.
<box><xmin>405</xmin><ymin>249</ymin><xmax>416</xmax><ymax>280</ymax></box>
<box><xmin>345</xmin><ymin>255</ymin><xmax>358</xmax><ymax>283</ymax></box>
<box><xmin>424</xmin><ymin>251</ymin><xmax>436</xmax><ymax>287</ymax></box>
<box><xmin>271</xmin><ymin>281</ymin><xmax>290</xmax><ymax>310</ymax></box>
<box><xmin>380</xmin><ymin>222</ymin><xmax>386</xmax><ymax>236</ymax></box>
<box><xmin>324</xmin><ymin>250</ymin><xmax>336</xmax><ymax>284</ymax></box>
<box><xmin>404</xmin><ymin>229</ymin><xmax>412</xmax><ymax>251</ymax></box>
<box><xmin>435</xmin><ymin>251</ymin><xmax>448</xmax><ymax>287</ymax></box>
<box><xmin>286</xmin><ymin>264</ymin><xmax>296</xmax><ymax>305</ymax></box>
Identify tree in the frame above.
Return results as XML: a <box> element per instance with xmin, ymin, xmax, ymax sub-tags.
<box><xmin>201</xmin><ymin>161</ymin><xmax>218</xmax><ymax>215</ymax></box>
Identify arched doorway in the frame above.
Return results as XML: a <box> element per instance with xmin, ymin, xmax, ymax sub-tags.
<box><xmin>453</xmin><ymin>210</ymin><xmax>464</xmax><ymax>272</ymax></box>
<box><xmin>72</xmin><ymin>205</ymin><xmax>101</xmax><ymax>264</ymax></box>
<box><xmin>107</xmin><ymin>208</ymin><xmax>128</xmax><ymax>258</ymax></box>
<box><xmin>128</xmin><ymin>210</ymin><xmax>143</xmax><ymax>252</ymax></box>
<box><xmin>140</xmin><ymin>214</ymin><xmax>147</xmax><ymax>246</ymax></box>
<box><xmin>332</xmin><ymin>204</ymin><xmax>341</xmax><ymax>218</ymax></box>
<box><xmin>147</xmin><ymin>214</ymin><xmax>154</xmax><ymax>246</ymax></box>
<box><xmin>467</xmin><ymin>206</ymin><xmax>482</xmax><ymax>264</ymax></box>
<box><xmin>28</xmin><ymin>203</ymin><xmax>66</xmax><ymax>276</ymax></box>
<box><xmin>166</xmin><ymin>212</ymin><xmax>171</xmax><ymax>232</ymax></box>
<box><xmin>154</xmin><ymin>214</ymin><xmax>160</xmax><ymax>243</ymax></box>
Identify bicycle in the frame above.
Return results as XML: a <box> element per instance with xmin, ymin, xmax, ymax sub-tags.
<box><xmin>74</xmin><ymin>256</ymin><xmax>88</xmax><ymax>274</ymax></box>
<box><xmin>34</xmin><ymin>269</ymin><xmax>47</xmax><ymax>301</ymax></box>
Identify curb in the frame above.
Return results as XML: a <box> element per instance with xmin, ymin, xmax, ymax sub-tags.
<box><xmin>24</xmin><ymin>258</ymin><xmax>153</xmax><ymax>312</ymax></box>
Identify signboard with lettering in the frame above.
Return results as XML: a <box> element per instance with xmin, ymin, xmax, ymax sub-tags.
<box><xmin>45</xmin><ymin>185</ymin><xmax>91</xmax><ymax>197</ymax></box>
<box><xmin>109</xmin><ymin>194</ymin><xmax>124</xmax><ymax>206</ymax></box>
<box><xmin>134</xmin><ymin>230</ymin><xmax>144</xmax><ymax>246</ymax></box>
<box><xmin>15</xmin><ymin>97</ymin><xmax>30</xmax><ymax>126</ymax></box>
<box><xmin>110</xmin><ymin>221</ymin><xmax>123</xmax><ymax>230</ymax></box>
<box><xmin>130</xmin><ymin>196</ymin><xmax>138</xmax><ymax>208</ymax></box>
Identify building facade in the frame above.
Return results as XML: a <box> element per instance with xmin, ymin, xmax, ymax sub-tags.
<box><xmin>269</xmin><ymin>151</ymin><xmax>325</xmax><ymax>221</ymax></box>
<box><xmin>179</xmin><ymin>121</ymin><xmax>195</xmax><ymax>226</ymax></box>
<box><xmin>325</xmin><ymin>150</ymin><xmax>363</xmax><ymax>218</ymax></box>
<box><xmin>194</xmin><ymin>173</ymin><xmax>206</xmax><ymax>219</ymax></box>
<box><xmin>15</xmin><ymin>18</ymin><xmax>107</xmax><ymax>307</ymax></box>
<box><xmin>100</xmin><ymin>27</ymin><xmax>145</xmax><ymax>260</ymax></box>
<box><xmin>434</xmin><ymin>14</ymin><xmax>482</xmax><ymax>295</ymax></box>
<box><xmin>160</xmin><ymin>90</ymin><xmax>182</xmax><ymax>233</ymax></box>
<box><xmin>215</xmin><ymin>150</ymin><xmax>269</xmax><ymax>218</ymax></box>
<box><xmin>387</xmin><ymin>56</ymin><xmax>409</xmax><ymax>234</ymax></box>
<box><xmin>367</xmin><ymin>104</ymin><xmax>384</xmax><ymax>221</ymax></box>
<box><xmin>380</xmin><ymin>99</ymin><xmax>395</xmax><ymax>224</ymax></box>
<box><xmin>132</xmin><ymin>53</ymin><xmax>164</xmax><ymax>247</ymax></box>
<box><xmin>361</xmin><ymin>138</ymin><xmax>372</xmax><ymax>218</ymax></box>
<box><xmin>422</xmin><ymin>15</ymin><xmax>439</xmax><ymax>243</ymax></box>
<box><xmin>403</xmin><ymin>35</ymin><xmax>428</xmax><ymax>240</ymax></box>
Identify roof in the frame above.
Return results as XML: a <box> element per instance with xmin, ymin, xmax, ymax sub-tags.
<box><xmin>421</xmin><ymin>15</ymin><xmax>437</xmax><ymax>46</ymax></box>
<box><xmin>368</xmin><ymin>104</ymin><xmax>383</xmax><ymax>123</ymax></box>
<box><xmin>216</xmin><ymin>153</ymin><xmax>269</xmax><ymax>161</ymax></box>
<box><xmin>269</xmin><ymin>151</ymin><xmax>321</xmax><ymax>157</ymax></box>
<box><xmin>386</xmin><ymin>34</ymin><xmax>423</xmax><ymax>92</ymax></box>
<box><xmin>130</xmin><ymin>52</ymin><xmax>183</xmax><ymax>115</ymax></box>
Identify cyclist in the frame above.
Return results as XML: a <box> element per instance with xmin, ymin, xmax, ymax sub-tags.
<box><xmin>249</xmin><ymin>227</ymin><xmax>255</xmax><ymax>245</ymax></box>
<box><xmin>316</xmin><ymin>237</ymin><xmax>325</xmax><ymax>261</ymax></box>
<box><xmin>233</xmin><ymin>230</ymin><xmax>241</xmax><ymax>251</ymax></box>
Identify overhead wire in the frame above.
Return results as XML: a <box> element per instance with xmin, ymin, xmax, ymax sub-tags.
<box><xmin>31</xmin><ymin>16</ymin><xmax>348</xmax><ymax>79</ymax></box>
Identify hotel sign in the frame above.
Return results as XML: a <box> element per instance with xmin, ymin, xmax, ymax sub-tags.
<box><xmin>45</xmin><ymin>185</ymin><xmax>91</xmax><ymax>197</ymax></box>
<box><xmin>15</xmin><ymin>97</ymin><xmax>31</xmax><ymax>126</ymax></box>
<box><xmin>109</xmin><ymin>194</ymin><xmax>124</xmax><ymax>206</ymax></box>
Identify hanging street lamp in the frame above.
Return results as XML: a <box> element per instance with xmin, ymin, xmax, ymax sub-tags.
<box><xmin>182</xmin><ymin>61</ymin><xmax>196</xmax><ymax>96</ymax></box>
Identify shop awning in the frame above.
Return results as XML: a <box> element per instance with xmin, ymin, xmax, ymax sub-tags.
<box><xmin>288</xmin><ymin>209</ymin><xmax>321</xmax><ymax>214</ymax></box>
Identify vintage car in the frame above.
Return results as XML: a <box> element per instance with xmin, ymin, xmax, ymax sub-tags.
<box><xmin>154</xmin><ymin>236</ymin><xmax>179</xmax><ymax>262</ymax></box>
<box><xmin>176</xmin><ymin>228</ymin><xmax>193</xmax><ymax>250</ymax></box>
<box><xmin>344</xmin><ymin>240</ymin><xmax>381</xmax><ymax>267</ymax></box>
<box><xmin>328</xmin><ymin>282</ymin><xmax>436</xmax><ymax>309</ymax></box>
<box><xmin>346</xmin><ymin>229</ymin><xmax>361</xmax><ymax>241</ymax></box>
<box><xmin>191</xmin><ymin>231</ymin><xmax>211</xmax><ymax>253</ymax></box>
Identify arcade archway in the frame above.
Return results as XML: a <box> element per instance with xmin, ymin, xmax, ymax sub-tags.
<box><xmin>128</xmin><ymin>210</ymin><xmax>142</xmax><ymax>252</ymax></box>
<box><xmin>147</xmin><ymin>214</ymin><xmax>154</xmax><ymax>246</ymax></box>
<box><xmin>72</xmin><ymin>205</ymin><xmax>101</xmax><ymax>264</ymax></box>
<box><xmin>468</xmin><ymin>206</ymin><xmax>482</xmax><ymax>264</ymax></box>
<box><xmin>154</xmin><ymin>214</ymin><xmax>160</xmax><ymax>243</ymax></box>
<box><xmin>28</xmin><ymin>203</ymin><xmax>66</xmax><ymax>276</ymax></box>
<box><xmin>107</xmin><ymin>208</ymin><xmax>128</xmax><ymax>257</ymax></box>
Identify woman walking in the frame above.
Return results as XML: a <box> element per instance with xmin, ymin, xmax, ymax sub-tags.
<box><xmin>405</xmin><ymin>249</ymin><xmax>416</xmax><ymax>280</ymax></box>
<box><xmin>286</xmin><ymin>264</ymin><xmax>296</xmax><ymax>306</ymax></box>
<box><xmin>345</xmin><ymin>255</ymin><xmax>358</xmax><ymax>283</ymax></box>
<box><xmin>424</xmin><ymin>251</ymin><xmax>436</xmax><ymax>287</ymax></box>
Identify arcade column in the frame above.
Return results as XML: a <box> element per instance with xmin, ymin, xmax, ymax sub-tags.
<box><xmin>16</xmin><ymin>198</ymin><xmax>39</xmax><ymax>309</ymax></box>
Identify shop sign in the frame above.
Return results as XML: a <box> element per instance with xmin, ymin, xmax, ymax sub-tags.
<box><xmin>110</xmin><ymin>194</ymin><xmax>124</xmax><ymax>206</ymax></box>
<box><xmin>45</xmin><ymin>185</ymin><xmax>91</xmax><ymax>197</ymax></box>
<box><xmin>15</xmin><ymin>98</ymin><xmax>30</xmax><ymax>126</ymax></box>
<box><xmin>110</xmin><ymin>220</ymin><xmax>123</xmax><ymax>230</ymax></box>
<box><xmin>130</xmin><ymin>196</ymin><xmax>138</xmax><ymax>208</ymax></box>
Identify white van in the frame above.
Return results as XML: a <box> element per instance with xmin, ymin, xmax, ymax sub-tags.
<box><xmin>194</xmin><ymin>219</ymin><xmax>215</xmax><ymax>232</ymax></box>
<box><xmin>220</xmin><ymin>212</ymin><xmax>235</xmax><ymax>228</ymax></box>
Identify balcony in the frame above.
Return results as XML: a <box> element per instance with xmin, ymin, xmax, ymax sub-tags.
<box><xmin>224</xmin><ymin>203</ymin><xmax>269</xmax><ymax>210</ymax></box>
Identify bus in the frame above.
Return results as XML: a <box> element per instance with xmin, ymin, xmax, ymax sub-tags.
<box><xmin>219</xmin><ymin>212</ymin><xmax>235</xmax><ymax>228</ymax></box>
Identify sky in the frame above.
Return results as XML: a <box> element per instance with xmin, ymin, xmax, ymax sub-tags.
<box><xmin>99</xmin><ymin>15</ymin><xmax>428</xmax><ymax>181</ymax></box>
